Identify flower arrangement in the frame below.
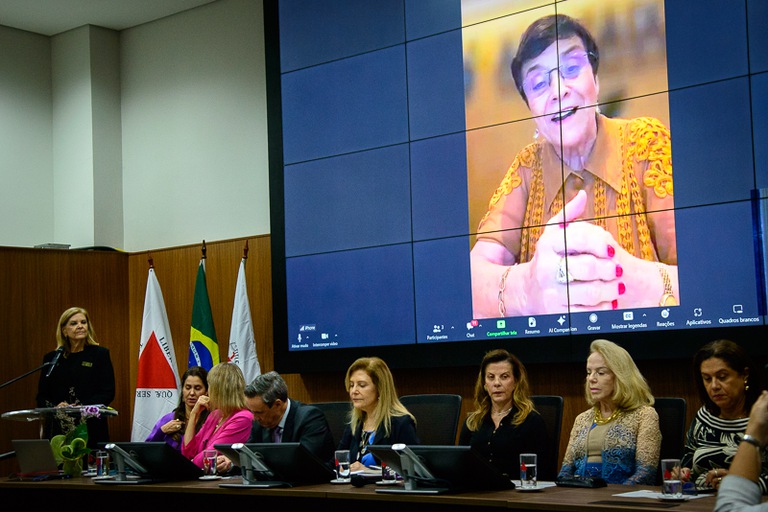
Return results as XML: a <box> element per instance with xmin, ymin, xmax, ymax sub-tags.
<box><xmin>50</xmin><ymin>405</ymin><xmax>101</xmax><ymax>477</ymax></box>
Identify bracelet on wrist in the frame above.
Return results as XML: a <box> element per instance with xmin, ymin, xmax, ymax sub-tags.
<box><xmin>498</xmin><ymin>266</ymin><xmax>512</xmax><ymax>317</ymax></box>
<box><xmin>742</xmin><ymin>434</ymin><xmax>763</xmax><ymax>449</ymax></box>
<box><xmin>657</xmin><ymin>263</ymin><xmax>677</xmax><ymax>307</ymax></box>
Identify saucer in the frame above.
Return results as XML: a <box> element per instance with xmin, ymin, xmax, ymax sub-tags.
<box><xmin>658</xmin><ymin>495</ymin><xmax>689</xmax><ymax>502</ymax></box>
<box><xmin>375</xmin><ymin>480</ymin><xmax>399</xmax><ymax>486</ymax></box>
<box><xmin>330</xmin><ymin>478</ymin><xmax>351</xmax><ymax>484</ymax></box>
<box><xmin>199</xmin><ymin>475</ymin><xmax>222</xmax><ymax>481</ymax></box>
<box><xmin>517</xmin><ymin>486</ymin><xmax>543</xmax><ymax>492</ymax></box>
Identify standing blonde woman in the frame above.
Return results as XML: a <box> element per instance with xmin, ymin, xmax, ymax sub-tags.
<box><xmin>558</xmin><ymin>339</ymin><xmax>660</xmax><ymax>484</ymax></box>
<box><xmin>337</xmin><ymin>357</ymin><xmax>419</xmax><ymax>471</ymax></box>
<box><xmin>181</xmin><ymin>362</ymin><xmax>251</xmax><ymax>470</ymax></box>
<box><xmin>36</xmin><ymin>306</ymin><xmax>116</xmax><ymax>449</ymax></box>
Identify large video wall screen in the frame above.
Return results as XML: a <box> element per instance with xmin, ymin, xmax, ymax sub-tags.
<box><xmin>267</xmin><ymin>0</ymin><xmax>768</xmax><ymax>372</ymax></box>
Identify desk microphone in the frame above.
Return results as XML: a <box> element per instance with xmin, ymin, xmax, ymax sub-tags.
<box><xmin>45</xmin><ymin>346</ymin><xmax>65</xmax><ymax>377</ymax></box>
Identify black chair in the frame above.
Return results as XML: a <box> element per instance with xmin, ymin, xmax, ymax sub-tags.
<box><xmin>399</xmin><ymin>394</ymin><xmax>462</xmax><ymax>445</ymax></box>
<box><xmin>653</xmin><ymin>397</ymin><xmax>687</xmax><ymax>485</ymax></box>
<box><xmin>312</xmin><ymin>401</ymin><xmax>351</xmax><ymax>448</ymax></box>
<box><xmin>531</xmin><ymin>395</ymin><xmax>564</xmax><ymax>481</ymax></box>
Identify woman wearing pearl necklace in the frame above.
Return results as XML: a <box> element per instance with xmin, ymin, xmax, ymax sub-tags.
<box><xmin>558</xmin><ymin>339</ymin><xmax>660</xmax><ymax>484</ymax></box>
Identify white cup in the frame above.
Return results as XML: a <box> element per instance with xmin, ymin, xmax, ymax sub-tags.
<box><xmin>519</xmin><ymin>453</ymin><xmax>538</xmax><ymax>489</ymax></box>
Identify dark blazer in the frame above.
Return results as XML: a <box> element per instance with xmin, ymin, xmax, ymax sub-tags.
<box><xmin>247</xmin><ymin>399</ymin><xmax>335</xmax><ymax>466</ymax></box>
<box><xmin>338</xmin><ymin>413</ymin><xmax>420</xmax><ymax>464</ymax></box>
<box><xmin>459</xmin><ymin>408</ymin><xmax>548</xmax><ymax>480</ymax></box>
<box><xmin>36</xmin><ymin>345</ymin><xmax>116</xmax><ymax>449</ymax></box>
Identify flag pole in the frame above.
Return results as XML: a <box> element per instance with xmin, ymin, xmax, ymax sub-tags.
<box><xmin>148</xmin><ymin>255</ymin><xmax>154</xmax><ymax>268</ymax></box>
<box><xmin>243</xmin><ymin>240</ymin><xmax>249</xmax><ymax>260</ymax></box>
<box><xmin>201</xmin><ymin>240</ymin><xmax>207</xmax><ymax>260</ymax></box>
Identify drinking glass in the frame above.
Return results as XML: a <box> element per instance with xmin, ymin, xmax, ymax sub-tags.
<box><xmin>334</xmin><ymin>449</ymin><xmax>351</xmax><ymax>481</ymax></box>
<box><xmin>203</xmin><ymin>449</ymin><xmax>218</xmax><ymax>476</ymax></box>
<box><xmin>519</xmin><ymin>453</ymin><xmax>538</xmax><ymax>489</ymax></box>
<box><xmin>661</xmin><ymin>459</ymin><xmax>683</xmax><ymax>498</ymax></box>
<box><xmin>95</xmin><ymin>450</ymin><xmax>109</xmax><ymax>477</ymax></box>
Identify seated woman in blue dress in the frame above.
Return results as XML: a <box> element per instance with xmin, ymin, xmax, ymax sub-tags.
<box><xmin>337</xmin><ymin>357</ymin><xmax>419</xmax><ymax>471</ymax></box>
<box><xmin>558</xmin><ymin>339</ymin><xmax>661</xmax><ymax>484</ymax></box>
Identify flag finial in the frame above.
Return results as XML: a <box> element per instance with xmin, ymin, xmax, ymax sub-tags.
<box><xmin>201</xmin><ymin>240</ymin><xmax>207</xmax><ymax>259</ymax></box>
<box><xmin>243</xmin><ymin>240</ymin><xmax>249</xmax><ymax>260</ymax></box>
<box><xmin>148</xmin><ymin>256</ymin><xmax>154</xmax><ymax>268</ymax></box>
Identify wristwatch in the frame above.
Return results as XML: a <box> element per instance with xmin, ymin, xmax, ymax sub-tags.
<box><xmin>657</xmin><ymin>264</ymin><xmax>677</xmax><ymax>306</ymax></box>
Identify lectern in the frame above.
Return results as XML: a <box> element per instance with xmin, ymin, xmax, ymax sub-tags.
<box><xmin>2</xmin><ymin>405</ymin><xmax>118</xmax><ymax>423</ymax></box>
<box><xmin>2</xmin><ymin>405</ymin><xmax>118</xmax><ymax>446</ymax></box>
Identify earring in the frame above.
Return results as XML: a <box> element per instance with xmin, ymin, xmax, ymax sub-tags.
<box><xmin>533</xmin><ymin>128</ymin><xmax>539</xmax><ymax>140</ymax></box>
<box><xmin>745</xmin><ymin>379</ymin><xmax>749</xmax><ymax>391</ymax></box>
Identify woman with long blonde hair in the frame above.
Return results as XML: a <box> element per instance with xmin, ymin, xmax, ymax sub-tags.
<box><xmin>337</xmin><ymin>357</ymin><xmax>419</xmax><ymax>471</ymax></box>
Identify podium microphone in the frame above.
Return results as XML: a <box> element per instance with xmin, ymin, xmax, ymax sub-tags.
<box><xmin>45</xmin><ymin>346</ymin><xmax>65</xmax><ymax>377</ymax></box>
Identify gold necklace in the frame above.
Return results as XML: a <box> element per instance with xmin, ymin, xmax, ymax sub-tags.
<box><xmin>593</xmin><ymin>406</ymin><xmax>622</xmax><ymax>425</ymax></box>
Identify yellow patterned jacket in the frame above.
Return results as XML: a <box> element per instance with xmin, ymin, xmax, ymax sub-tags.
<box><xmin>476</xmin><ymin>115</ymin><xmax>677</xmax><ymax>266</ymax></box>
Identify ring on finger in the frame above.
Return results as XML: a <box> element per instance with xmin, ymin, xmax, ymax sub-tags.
<box><xmin>556</xmin><ymin>256</ymin><xmax>575</xmax><ymax>284</ymax></box>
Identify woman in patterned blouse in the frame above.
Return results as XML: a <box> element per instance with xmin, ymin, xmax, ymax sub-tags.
<box><xmin>680</xmin><ymin>339</ymin><xmax>765</xmax><ymax>493</ymax></box>
<box><xmin>558</xmin><ymin>339</ymin><xmax>661</xmax><ymax>484</ymax></box>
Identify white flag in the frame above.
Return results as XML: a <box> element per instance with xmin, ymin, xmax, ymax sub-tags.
<box><xmin>131</xmin><ymin>267</ymin><xmax>181</xmax><ymax>441</ymax></box>
<box><xmin>227</xmin><ymin>257</ymin><xmax>261</xmax><ymax>384</ymax></box>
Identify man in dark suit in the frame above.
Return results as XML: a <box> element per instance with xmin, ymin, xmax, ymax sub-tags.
<box><xmin>242</xmin><ymin>371</ymin><xmax>335</xmax><ymax>466</ymax></box>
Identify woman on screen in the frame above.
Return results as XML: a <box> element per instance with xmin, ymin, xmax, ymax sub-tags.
<box><xmin>559</xmin><ymin>339</ymin><xmax>660</xmax><ymax>484</ymax></box>
<box><xmin>337</xmin><ymin>357</ymin><xmax>419</xmax><ymax>471</ymax></box>
<box><xmin>470</xmin><ymin>13</ymin><xmax>678</xmax><ymax>318</ymax></box>
<box><xmin>459</xmin><ymin>349</ymin><xmax>548</xmax><ymax>480</ymax></box>
<box><xmin>181</xmin><ymin>362</ymin><xmax>251</xmax><ymax>470</ymax></box>
<box><xmin>679</xmin><ymin>339</ymin><xmax>767</xmax><ymax>493</ymax></box>
<box><xmin>145</xmin><ymin>366</ymin><xmax>209</xmax><ymax>451</ymax></box>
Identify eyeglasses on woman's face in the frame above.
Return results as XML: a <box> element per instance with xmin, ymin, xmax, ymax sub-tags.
<box><xmin>522</xmin><ymin>51</ymin><xmax>594</xmax><ymax>100</ymax></box>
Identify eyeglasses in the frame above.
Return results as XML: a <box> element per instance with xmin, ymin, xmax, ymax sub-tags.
<box><xmin>522</xmin><ymin>51</ymin><xmax>593</xmax><ymax>100</ymax></box>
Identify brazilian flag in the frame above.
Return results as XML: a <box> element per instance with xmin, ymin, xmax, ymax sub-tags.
<box><xmin>188</xmin><ymin>260</ymin><xmax>219</xmax><ymax>370</ymax></box>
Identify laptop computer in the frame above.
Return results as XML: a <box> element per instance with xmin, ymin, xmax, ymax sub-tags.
<box><xmin>11</xmin><ymin>439</ymin><xmax>61</xmax><ymax>478</ymax></box>
<box><xmin>94</xmin><ymin>442</ymin><xmax>204</xmax><ymax>484</ymax></box>
<box><xmin>214</xmin><ymin>442</ymin><xmax>335</xmax><ymax>488</ymax></box>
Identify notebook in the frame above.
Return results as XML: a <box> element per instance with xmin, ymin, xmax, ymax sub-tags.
<box><xmin>12</xmin><ymin>439</ymin><xmax>61</xmax><ymax>477</ymax></box>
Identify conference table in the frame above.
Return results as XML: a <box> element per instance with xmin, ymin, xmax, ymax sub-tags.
<box><xmin>0</xmin><ymin>475</ymin><xmax>732</xmax><ymax>512</ymax></box>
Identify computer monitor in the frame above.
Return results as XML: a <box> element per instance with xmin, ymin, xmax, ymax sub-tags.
<box><xmin>368</xmin><ymin>444</ymin><xmax>515</xmax><ymax>494</ymax></box>
<box><xmin>95</xmin><ymin>442</ymin><xmax>203</xmax><ymax>484</ymax></box>
<box><xmin>214</xmin><ymin>442</ymin><xmax>335</xmax><ymax>488</ymax></box>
